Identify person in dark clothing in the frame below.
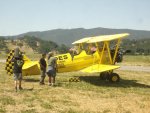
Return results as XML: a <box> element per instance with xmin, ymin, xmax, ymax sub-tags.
<box><xmin>11</xmin><ymin>50</ymin><xmax>24</xmax><ymax>92</ymax></box>
<box><xmin>39</xmin><ymin>53</ymin><xmax>47</xmax><ymax>85</ymax></box>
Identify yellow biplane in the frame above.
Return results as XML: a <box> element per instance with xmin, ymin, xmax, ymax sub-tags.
<box><xmin>5</xmin><ymin>33</ymin><xmax>129</xmax><ymax>82</ymax></box>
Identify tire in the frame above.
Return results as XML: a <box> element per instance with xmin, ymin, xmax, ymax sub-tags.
<box><xmin>100</xmin><ymin>72</ymin><xmax>109</xmax><ymax>80</ymax></box>
<box><xmin>109</xmin><ymin>73</ymin><xmax>120</xmax><ymax>82</ymax></box>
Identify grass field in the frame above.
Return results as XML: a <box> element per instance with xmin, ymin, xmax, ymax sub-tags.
<box><xmin>121</xmin><ymin>55</ymin><xmax>150</xmax><ymax>66</ymax></box>
<box><xmin>0</xmin><ymin>61</ymin><xmax>150</xmax><ymax>113</ymax></box>
<box><xmin>0</xmin><ymin>54</ymin><xmax>7</xmax><ymax>59</ymax></box>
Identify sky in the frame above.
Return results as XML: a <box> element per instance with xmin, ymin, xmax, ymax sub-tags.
<box><xmin>0</xmin><ymin>0</ymin><xmax>150</xmax><ymax>36</ymax></box>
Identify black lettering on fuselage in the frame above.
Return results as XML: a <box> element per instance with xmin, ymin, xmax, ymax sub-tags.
<box><xmin>59</xmin><ymin>56</ymin><xmax>63</xmax><ymax>60</ymax></box>
<box><xmin>56</xmin><ymin>55</ymin><xmax>68</xmax><ymax>61</ymax></box>
<box><xmin>63</xmin><ymin>55</ymin><xmax>68</xmax><ymax>59</ymax></box>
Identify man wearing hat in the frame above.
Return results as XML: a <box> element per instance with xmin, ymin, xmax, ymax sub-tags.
<box><xmin>11</xmin><ymin>47</ymin><xmax>24</xmax><ymax>92</ymax></box>
<box><xmin>46</xmin><ymin>52</ymin><xmax>57</xmax><ymax>86</ymax></box>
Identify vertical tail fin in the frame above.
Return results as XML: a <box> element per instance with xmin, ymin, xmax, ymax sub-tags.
<box><xmin>5</xmin><ymin>49</ymin><xmax>31</xmax><ymax>76</ymax></box>
<box><xmin>5</xmin><ymin>50</ymin><xmax>15</xmax><ymax>75</ymax></box>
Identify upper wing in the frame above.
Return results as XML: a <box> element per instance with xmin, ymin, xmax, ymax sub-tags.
<box><xmin>72</xmin><ymin>33</ymin><xmax>129</xmax><ymax>44</ymax></box>
<box><xmin>72</xmin><ymin>37</ymin><xmax>91</xmax><ymax>44</ymax></box>
<box><xmin>87</xmin><ymin>33</ymin><xmax>129</xmax><ymax>43</ymax></box>
<box><xmin>81</xmin><ymin>64</ymin><xmax>120</xmax><ymax>73</ymax></box>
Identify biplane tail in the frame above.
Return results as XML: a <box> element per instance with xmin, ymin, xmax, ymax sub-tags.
<box><xmin>5</xmin><ymin>49</ymin><xmax>31</xmax><ymax>76</ymax></box>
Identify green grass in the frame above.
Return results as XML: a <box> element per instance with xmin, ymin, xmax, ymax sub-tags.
<box><xmin>41</xmin><ymin>102</ymin><xmax>53</xmax><ymax>109</ymax></box>
<box><xmin>122</xmin><ymin>55</ymin><xmax>150</xmax><ymax>66</ymax></box>
<box><xmin>0</xmin><ymin>54</ymin><xmax>7</xmax><ymax>59</ymax></box>
<box><xmin>0</xmin><ymin>106</ymin><xmax>6</xmax><ymax>113</ymax></box>
<box><xmin>0</xmin><ymin>62</ymin><xmax>150</xmax><ymax>113</ymax></box>
<box><xmin>0</xmin><ymin>96</ymin><xmax>15</xmax><ymax>106</ymax></box>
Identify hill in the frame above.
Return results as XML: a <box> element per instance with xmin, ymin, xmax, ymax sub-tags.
<box><xmin>1</xmin><ymin>27</ymin><xmax>150</xmax><ymax>55</ymax></box>
<box><xmin>0</xmin><ymin>36</ymin><xmax>69</xmax><ymax>54</ymax></box>
<box><xmin>4</xmin><ymin>27</ymin><xmax>150</xmax><ymax>46</ymax></box>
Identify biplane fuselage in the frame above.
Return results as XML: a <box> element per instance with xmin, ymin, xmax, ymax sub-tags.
<box><xmin>56</xmin><ymin>51</ymin><xmax>100</xmax><ymax>73</ymax></box>
<box><xmin>22</xmin><ymin>50</ymin><xmax>101</xmax><ymax>75</ymax></box>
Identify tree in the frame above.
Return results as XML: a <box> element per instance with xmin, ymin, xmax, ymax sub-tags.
<box><xmin>38</xmin><ymin>41</ymin><xmax>58</xmax><ymax>53</ymax></box>
<box><xmin>57</xmin><ymin>44</ymin><xmax>69</xmax><ymax>53</ymax></box>
<box><xmin>17</xmin><ymin>42</ymin><xmax>23</xmax><ymax>48</ymax></box>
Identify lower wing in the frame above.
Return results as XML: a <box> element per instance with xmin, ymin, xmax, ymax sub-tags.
<box><xmin>81</xmin><ymin>64</ymin><xmax>120</xmax><ymax>73</ymax></box>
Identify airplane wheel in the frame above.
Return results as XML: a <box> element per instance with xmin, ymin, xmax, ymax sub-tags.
<box><xmin>100</xmin><ymin>72</ymin><xmax>109</xmax><ymax>80</ymax></box>
<box><xmin>109</xmin><ymin>73</ymin><xmax>120</xmax><ymax>82</ymax></box>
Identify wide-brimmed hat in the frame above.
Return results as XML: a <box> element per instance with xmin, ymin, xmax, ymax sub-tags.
<box><xmin>14</xmin><ymin>47</ymin><xmax>20</xmax><ymax>57</ymax></box>
<box><xmin>14</xmin><ymin>54</ymin><xmax>23</xmax><ymax>59</ymax></box>
<box><xmin>48</xmin><ymin>52</ymin><xmax>54</xmax><ymax>57</ymax></box>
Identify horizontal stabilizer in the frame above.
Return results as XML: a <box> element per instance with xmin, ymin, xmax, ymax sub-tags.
<box><xmin>22</xmin><ymin>61</ymin><xmax>39</xmax><ymax>70</ymax></box>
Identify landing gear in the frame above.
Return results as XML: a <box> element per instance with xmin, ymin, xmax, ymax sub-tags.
<box><xmin>99</xmin><ymin>72</ymin><xmax>109</xmax><ymax>80</ymax></box>
<box><xmin>99</xmin><ymin>72</ymin><xmax>120</xmax><ymax>82</ymax></box>
<box><xmin>109</xmin><ymin>73</ymin><xmax>120</xmax><ymax>82</ymax></box>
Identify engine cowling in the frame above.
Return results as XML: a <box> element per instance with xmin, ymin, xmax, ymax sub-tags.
<box><xmin>111</xmin><ymin>48</ymin><xmax>123</xmax><ymax>63</ymax></box>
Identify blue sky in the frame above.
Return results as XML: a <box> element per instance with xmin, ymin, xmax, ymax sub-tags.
<box><xmin>0</xmin><ymin>0</ymin><xmax>150</xmax><ymax>36</ymax></box>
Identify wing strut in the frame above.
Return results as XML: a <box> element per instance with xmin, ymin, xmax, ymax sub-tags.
<box><xmin>112</xmin><ymin>38</ymin><xmax>121</xmax><ymax>64</ymax></box>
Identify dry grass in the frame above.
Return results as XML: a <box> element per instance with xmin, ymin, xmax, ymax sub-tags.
<box><xmin>0</xmin><ymin>54</ymin><xmax>7</xmax><ymax>59</ymax></box>
<box><xmin>0</xmin><ymin>62</ymin><xmax>150</xmax><ymax>113</ymax></box>
<box><xmin>0</xmin><ymin>53</ymin><xmax>41</xmax><ymax>61</ymax></box>
<box><xmin>121</xmin><ymin>55</ymin><xmax>150</xmax><ymax>66</ymax></box>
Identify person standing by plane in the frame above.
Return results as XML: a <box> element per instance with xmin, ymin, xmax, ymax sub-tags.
<box><xmin>11</xmin><ymin>47</ymin><xmax>24</xmax><ymax>92</ymax></box>
<box><xmin>39</xmin><ymin>53</ymin><xmax>47</xmax><ymax>85</ymax></box>
<box><xmin>46</xmin><ymin>52</ymin><xmax>57</xmax><ymax>86</ymax></box>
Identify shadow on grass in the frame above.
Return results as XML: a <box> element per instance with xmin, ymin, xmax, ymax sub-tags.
<box><xmin>79</xmin><ymin>76</ymin><xmax>150</xmax><ymax>88</ymax></box>
<box><xmin>23</xmin><ymin>78</ymin><xmax>39</xmax><ymax>82</ymax></box>
<box><xmin>23</xmin><ymin>87</ymin><xmax>34</xmax><ymax>91</ymax></box>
